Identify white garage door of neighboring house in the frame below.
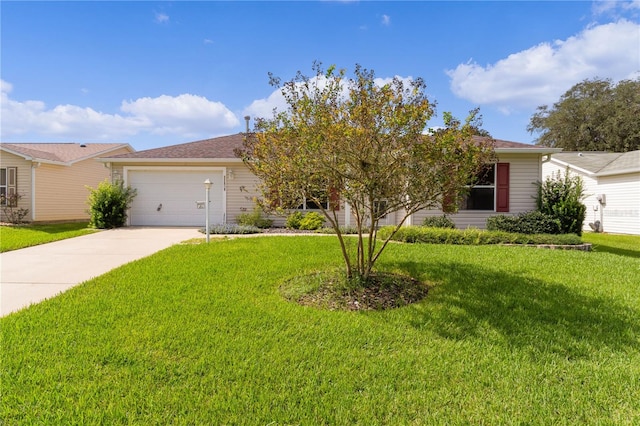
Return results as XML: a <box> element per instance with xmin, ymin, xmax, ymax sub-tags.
<box><xmin>127</xmin><ymin>169</ymin><xmax>225</xmax><ymax>226</ymax></box>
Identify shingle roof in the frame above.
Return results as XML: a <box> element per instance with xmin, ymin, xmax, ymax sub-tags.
<box><xmin>551</xmin><ymin>151</ymin><xmax>640</xmax><ymax>175</ymax></box>
<box><xmin>102</xmin><ymin>133</ymin><xmax>554</xmax><ymax>162</ymax></box>
<box><xmin>106</xmin><ymin>134</ymin><xmax>245</xmax><ymax>159</ymax></box>
<box><xmin>1</xmin><ymin>143</ymin><xmax>132</xmax><ymax>164</ymax></box>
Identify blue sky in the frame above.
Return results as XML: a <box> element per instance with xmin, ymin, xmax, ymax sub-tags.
<box><xmin>2</xmin><ymin>1</ymin><xmax>639</xmax><ymax>151</ymax></box>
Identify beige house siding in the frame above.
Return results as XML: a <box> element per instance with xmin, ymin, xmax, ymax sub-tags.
<box><xmin>411</xmin><ymin>154</ymin><xmax>542</xmax><ymax>229</ymax></box>
<box><xmin>33</xmin><ymin>147</ymin><xmax>132</xmax><ymax>221</ymax></box>
<box><xmin>0</xmin><ymin>152</ymin><xmax>33</xmax><ymax>221</ymax></box>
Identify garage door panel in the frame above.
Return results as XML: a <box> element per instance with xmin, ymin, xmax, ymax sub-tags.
<box><xmin>128</xmin><ymin>170</ymin><xmax>225</xmax><ymax>226</ymax></box>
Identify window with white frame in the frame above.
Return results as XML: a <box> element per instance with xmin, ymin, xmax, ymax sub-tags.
<box><xmin>297</xmin><ymin>190</ymin><xmax>329</xmax><ymax>210</ymax></box>
<box><xmin>459</xmin><ymin>164</ymin><xmax>495</xmax><ymax>211</ymax></box>
<box><xmin>0</xmin><ymin>168</ymin><xmax>6</xmax><ymax>205</ymax></box>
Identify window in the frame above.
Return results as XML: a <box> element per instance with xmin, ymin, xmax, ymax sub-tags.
<box><xmin>0</xmin><ymin>167</ymin><xmax>16</xmax><ymax>206</ymax></box>
<box><xmin>459</xmin><ymin>164</ymin><xmax>496</xmax><ymax>211</ymax></box>
<box><xmin>296</xmin><ymin>187</ymin><xmax>340</xmax><ymax>211</ymax></box>
<box><xmin>0</xmin><ymin>168</ymin><xmax>6</xmax><ymax>205</ymax></box>
<box><xmin>298</xmin><ymin>192</ymin><xmax>329</xmax><ymax>210</ymax></box>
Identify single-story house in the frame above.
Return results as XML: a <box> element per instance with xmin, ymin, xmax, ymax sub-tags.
<box><xmin>0</xmin><ymin>143</ymin><xmax>134</xmax><ymax>222</ymax></box>
<box><xmin>99</xmin><ymin>134</ymin><xmax>561</xmax><ymax>229</ymax></box>
<box><xmin>542</xmin><ymin>151</ymin><xmax>640</xmax><ymax>235</ymax></box>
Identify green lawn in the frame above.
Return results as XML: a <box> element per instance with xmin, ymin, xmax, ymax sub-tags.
<box><xmin>583</xmin><ymin>232</ymin><xmax>640</xmax><ymax>258</ymax></box>
<box><xmin>0</xmin><ymin>222</ymin><xmax>96</xmax><ymax>252</ymax></box>
<box><xmin>1</xmin><ymin>235</ymin><xmax>639</xmax><ymax>424</ymax></box>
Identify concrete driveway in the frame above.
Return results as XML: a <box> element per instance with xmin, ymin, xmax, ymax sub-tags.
<box><xmin>0</xmin><ymin>227</ymin><xmax>202</xmax><ymax>317</ymax></box>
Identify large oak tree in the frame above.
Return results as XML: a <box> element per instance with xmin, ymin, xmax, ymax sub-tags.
<box><xmin>237</xmin><ymin>63</ymin><xmax>495</xmax><ymax>281</ymax></box>
<box><xmin>528</xmin><ymin>78</ymin><xmax>640</xmax><ymax>152</ymax></box>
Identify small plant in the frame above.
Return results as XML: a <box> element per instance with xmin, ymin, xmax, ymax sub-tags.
<box><xmin>536</xmin><ymin>168</ymin><xmax>587</xmax><ymax>235</ymax></box>
<box><xmin>317</xmin><ymin>226</ymin><xmax>361</xmax><ymax>234</ymax></box>
<box><xmin>236</xmin><ymin>206</ymin><xmax>273</xmax><ymax>229</ymax></box>
<box><xmin>285</xmin><ymin>211</ymin><xmax>305</xmax><ymax>229</ymax></box>
<box><xmin>201</xmin><ymin>224</ymin><xmax>261</xmax><ymax>234</ymax></box>
<box><xmin>422</xmin><ymin>215</ymin><xmax>456</xmax><ymax>229</ymax></box>
<box><xmin>86</xmin><ymin>180</ymin><xmax>137</xmax><ymax>229</ymax></box>
<box><xmin>298</xmin><ymin>212</ymin><xmax>325</xmax><ymax>230</ymax></box>
<box><xmin>285</xmin><ymin>211</ymin><xmax>326</xmax><ymax>230</ymax></box>
<box><xmin>487</xmin><ymin>211</ymin><xmax>561</xmax><ymax>235</ymax></box>
<box><xmin>1</xmin><ymin>193</ymin><xmax>30</xmax><ymax>224</ymax></box>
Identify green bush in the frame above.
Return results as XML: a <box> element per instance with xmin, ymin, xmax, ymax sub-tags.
<box><xmin>285</xmin><ymin>211</ymin><xmax>305</xmax><ymax>229</ymax></box>
<box><xmin>378</xmin><ymin>225</ymin><xmax>582</xmax><ymax>246</ymax></box>
<box><xmin>236</xmin><ymin>206</ymin><xmax>273</xmax><ymax>229</ymax></box>
<box><xmin>86</xmin><ymin>180</ymin><xmax>136</xmax><ymax>229</ymax></box>
<box><xmin>486</xmin><ymin>211</ymin><xmax>561</xmax><ymax>234</ymax></box>
<box><xmin>202</xmin><ymin>224</ymin><xmax>261</xmax><ymax>234</ymax></box>
<box><xmin>537</xmin><ymin>169</ymin><xmax>587</xmax><ymax>236</ymax></box>
<box><xmin>422</xmin><ymin>215</ymin><xmax>456</xmax><ymax>229</ymax></box>
<box><xmin>317</xmin><ymin>226</ymin><xmax>361</xmax><ymax>234</ymax></box>
<box><xmin>299</xmin><ymin>212</ymin><xmax>325</xmax><ymax>230</ymax></box>
<box><xmin>285</xmin><ymin>211</ymin><xmax>325</xmax><ymax>230</ymax></box>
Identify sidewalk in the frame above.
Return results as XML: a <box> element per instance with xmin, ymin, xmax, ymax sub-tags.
<box><xmin>0</xmin><ymin>227</ymin><xmax>202</xmax><ymax>317</ymax></box>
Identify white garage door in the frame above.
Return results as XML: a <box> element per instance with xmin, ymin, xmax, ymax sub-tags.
<box><xmin>127</xmin><ymin>169</ymin><xmax>225</xmax><ymax>226</ymax></box>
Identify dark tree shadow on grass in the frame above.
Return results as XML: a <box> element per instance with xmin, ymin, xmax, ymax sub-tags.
<box><xmin>388</xmin><ymin>260</ymin><xmax>640</xmax><ymax>359</ymax></box>
<box><xmin>590</xmin><ymin>244</ymin><xmax>640</xmax><ymax>259</ymax></box>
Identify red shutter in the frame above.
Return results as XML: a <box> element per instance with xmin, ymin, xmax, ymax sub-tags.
<box><xmin>496</xmin><ymin>162</ymin><xmax>509</xmax><ymax>212</ymax></box>
<box><xmin>442</xmin><ymin>188</ymin><xmax>456</xmax><ymax>214</ymax></box>
<box><xmin>329</xmin><ymin>186</ymin><xmax>340</xmax><ymax>211</ymax></box>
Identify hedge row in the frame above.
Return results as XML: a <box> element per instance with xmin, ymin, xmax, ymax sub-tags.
<box><xmin>378</xmin><ymin>226</ymin><xmax>582</xmax><ymax>246</ymax></box>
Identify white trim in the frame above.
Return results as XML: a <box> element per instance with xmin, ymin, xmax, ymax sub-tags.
<box><xmin>495</xmin><ymin>148</ymin><xmax>562</xmax><ymax>155</ymax></box>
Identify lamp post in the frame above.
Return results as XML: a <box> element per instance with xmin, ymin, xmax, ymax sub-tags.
<box><xmin>204</xmin><ymin>178</ymin><xmax>212</xmax><ymax>243</ymax></box>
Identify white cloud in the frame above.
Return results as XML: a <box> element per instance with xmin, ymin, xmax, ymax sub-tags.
<box><xmin>381</xmin><ymin>14</ymin><xmax>391</xmax><ymax>26</ymax></box>
<box><xmin>244</xmin><ymin>74</ymin><xmax>418</xmax><ymax>121</ymax></box>
<box><xmin>447</xmin><ymin>20</ymin><xmax>640</xmax><ymax>113</ymax></box>
<box><xmin>593</xmin><ymin>0</ymin><xmax>640</xmax><ymax>15</ymax></box>
<box><xmin>154</xmin><ymin>12</ymin><xmax>169</xmax><ymax>24</ymax></box>
<box><xmin>121</xmin><ymin>94</ymin><xmax>239</xmax><ymax>136</ymax></box>
<box><xmin>1</xmin><ymin>80</ymin><xmax>240</xmax><ymax>140</ymax></box>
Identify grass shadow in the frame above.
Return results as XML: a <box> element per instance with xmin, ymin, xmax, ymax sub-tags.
<box><xmin>390</xmin><ymin>260</ymin><xmax>640</xmax><ymax>359</ymax></box>
<box><xmin>589</xmin><ymin>244</ymin><xmax>640</xmax><ymax>259</ymax></box>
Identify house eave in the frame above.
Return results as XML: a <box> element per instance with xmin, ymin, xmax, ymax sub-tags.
<box><xmin>595</xmin><ymin>167</ymin><xmax>640</xmax><ymax>177</ymax></box>
<box><xmin>495</xmin><ymin>147</ymin><xmax>563</xmax><ymax>155</ymax></box>
<box><xmin>97</xmin><ymin>157</ymin><xmax>244</xmax><ymax>164</ymax></box>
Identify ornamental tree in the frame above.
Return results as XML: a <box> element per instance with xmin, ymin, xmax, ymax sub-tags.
<box><xmin>237</xmin><ymin>63</ymin><xmax>495</xmax><ymax>281</ymax></box>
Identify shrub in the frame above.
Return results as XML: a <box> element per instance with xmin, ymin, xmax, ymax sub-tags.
<box><xmin>422</xmin><ymin>215</ymin><xmax>456</xmax><ymax>229</ymax></box>
<box><xmin>236</xmin><ymin>206</ymin><xmax>273</xmax><ymax>229</ymax></box>
<box><xmin>537</xmin><ymin>168</ymin><xmax>587</xmax><ymax>235</ymax></box>
<box><xmin>1</xmin><ymin>193</ymin><xmax>30</xmax><ymax>224</ymax></box>
<box><xmin>317</xmin><ymin>226</ymin><xmax>361</xmax><ymax>234</ymax></box>
<box><xmin>298</xmin><ymin>212</ymin><xmax>325</xmax><ymax>230</ymax></box>
<box><xmin>86</xmin><ymin>180</ymin><xmax>136</xmax><ymax>229</ymax></box>
<box><xmin>285</xmin><ymin>211</ymin><xmax>305</xmax><ymax>229</ymax></box>
<box><xmin>378</xmin><ymin>225</ymin><xmax>582</xmax><ymax>246</ymax></box>
<box><xmin>486</xmin><ymin>211</ymin><xmax>561</xmax><ymax>235</ymax></box>
<box><xmin>202</xmin><ymin>224</ymin><xmax>261</xmax><ymax>234</ymax></box>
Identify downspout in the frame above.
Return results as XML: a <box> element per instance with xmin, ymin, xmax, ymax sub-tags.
<box><xmin>31</xmin><ymin>162</ymin><xmax>41</xmax><ymax>221</ymax></box>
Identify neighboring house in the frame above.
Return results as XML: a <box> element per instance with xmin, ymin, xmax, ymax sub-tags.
<box><xmin>543</xmin><ymin>151</ymin><xmax>640</xmax><ymax>235</ymax></box>
<box><xmin>100</xmin><ymin>134</ymin><xmax>561</xmax><ymax>229</ymax></box>
<box><xmin>0</xmin><ymin>143</ymin><xmax>134</xmax><ymax>222</ymax></box>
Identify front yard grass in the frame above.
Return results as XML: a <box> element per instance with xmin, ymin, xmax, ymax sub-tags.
<box><xmin>1</xmin><ymin>236</ymin><xmax>639</xmax><ymax>424</ymax></box>
<box><xmin>0</xmin><ymin>222</ymin><xmax>96</xmax><ymax>252</ymax></box>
